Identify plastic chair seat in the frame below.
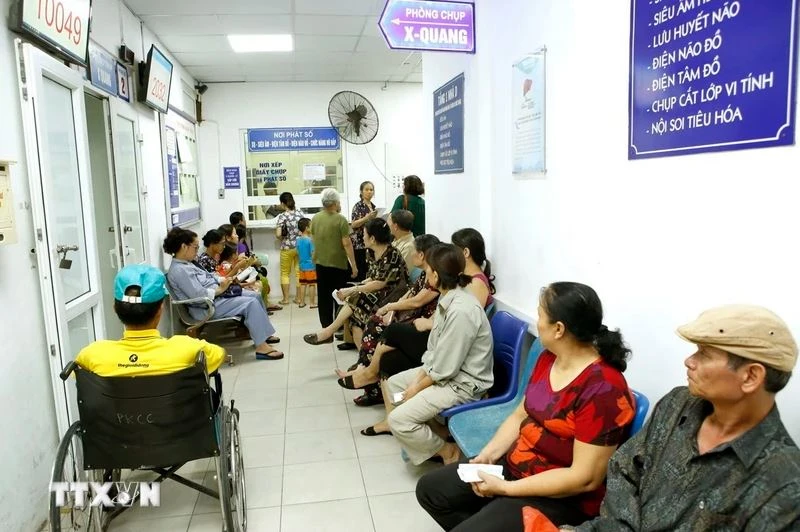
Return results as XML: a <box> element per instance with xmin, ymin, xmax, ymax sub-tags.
<box><xmin>439</xmin><ymin>311</ymin><xmax>527</xmax><ymax>419</ymax></box>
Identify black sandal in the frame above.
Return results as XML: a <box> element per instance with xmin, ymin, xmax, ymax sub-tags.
<box><xmin>360</xmin><ymin>426</ymin><xmax>391</xmax><ymax>437</ymax></box>
<box><xmin>353</xmin><ymin>386</ymin><xmax>383</xmax><ymax>407</ymax></box>
<box><xmin>255</xmin><ymin>350</ymin><xmax>284</xmax><ymax>360</ymax></box>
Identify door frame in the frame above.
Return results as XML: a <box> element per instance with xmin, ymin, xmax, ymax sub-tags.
<box><xmin>108</xmin><ymin>96</ymin><xmax>149</xmax><ymax>265</ymax></box>
<box><xmin>16</xmin><ymin>40</ymin><xmax>106</xmax><ymax>437</ymax></box>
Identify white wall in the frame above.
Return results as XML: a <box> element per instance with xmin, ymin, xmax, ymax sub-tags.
<box><xmin>197</xmin><ymin>82</ymin><xmax>423</xmax><ymax>294</ymax></box>
<box><xmin>422</xmin><ymin>0</ymin><xmax>800</xmax><ymax>440</ymax></box>
<box><xmin>0</xmin><ymin>2</ymin><xmax>58</xmax><ymax>528</ymax></box>
<box><xmin>0</xmin><ymin>0</ymin><xmax>197</xmax><ymax>528</ymax></box>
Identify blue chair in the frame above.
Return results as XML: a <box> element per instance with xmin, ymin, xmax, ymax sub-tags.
<box><xmin>484</xmin><ymin>300</ymin><xmax>496</xmax><ymax>317</ymax></box>
<box><xmin>440</xmin><ymin>311</ymin><xmax>528</xmax><ymax>420</ymax></box>
<box><xmin>629</xmin><ymin>389</ymin><xmax>650</xmax><ymax>438</ymax></box>
<box><xmin>449</xmin><ymin>338</ymin><xmax>544</xmax><ymax>457</ymax></box>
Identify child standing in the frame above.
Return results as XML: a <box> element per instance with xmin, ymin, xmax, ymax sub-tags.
<box><xmin>295</xmin><ymin>218</ymin><xmax>317</xmax><ymax>308</ymax></box>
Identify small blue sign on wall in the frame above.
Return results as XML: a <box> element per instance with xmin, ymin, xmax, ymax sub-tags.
<box><xmin>247</xmin><ymin>127</ymin><xmax>340</xmax><ymax>152</ymax></box>
<box><xmin>629</xmin><ymin>0</ymin><xmax>799</xmax><ymax>159</ymax></box>
<box><xmin>224</xmin><ymin>167</ymin><xmax>241</xmax><ymax>189</ymax></box>
<box><xmin>434</xmin><ymin>73</ymin><xmax>465</xmax><ymax>174</ymax></box>
<box><xmin>88</xmin><ymin>41</ymin><xmax>118</xmax><ymax>96</ymax></box>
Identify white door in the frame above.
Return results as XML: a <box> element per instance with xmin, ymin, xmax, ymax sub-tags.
<box><xmin>17</xmin><ymin>42</ymin><xmax>105</xmax><ymax>437</ymax></box>
<box><xmin>108</xmin><ymin>98</ymin><xmax>148</xmax><ymax>265</ymax></box>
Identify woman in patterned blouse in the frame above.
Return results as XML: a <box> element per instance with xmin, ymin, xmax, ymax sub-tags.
<box><xmin>304</xmin><ymin>218</ymin><xmax>408</xmax><ymax>347</ymax></box>
<box><xmin>336</xmin><ymin>234</ymin><xmax>440</xmax><ymax>390</ymax></box>
<box><xmin>417</xmin><ymin>282</ymin><xmax>635</xmax><ymax>531</ymax></box>
<box><xmin>350</xmin><ymin>181</ymin><xmax>377</xmax><ymax>282</ymax></box>
<box><xmin>274</xmin><ymin>192</ymin><xmax>305</xmax><ymax>305</ymax></box>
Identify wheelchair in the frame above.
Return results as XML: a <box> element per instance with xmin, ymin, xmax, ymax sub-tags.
<box><xmin>49</xmin><ymin>352</ymin><xmax>246</xmax><ymax>531</ymax></box>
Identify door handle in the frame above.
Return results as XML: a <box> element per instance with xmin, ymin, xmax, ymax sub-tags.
<box><xmin>56</xmin><ymin>244</ymin><xmax>79</xmax><ymax>253</ymax></box>
<box><xmin>109</xmin><ymin>249</ymin><xmax>118</xmax><ymax>269</ymax></box>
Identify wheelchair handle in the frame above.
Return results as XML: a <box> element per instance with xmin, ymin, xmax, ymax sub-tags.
<box><xmin>60</xmin><ymin>360</ymin><xmax>77</xmax><ymax>381</ymax></box>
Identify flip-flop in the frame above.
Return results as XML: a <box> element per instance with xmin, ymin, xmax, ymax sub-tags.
<box><xmin>303</xmin><ymin>333</ymin><xmax>333</xmax><ymax>345</ymax></box>
<box><xmin>266</xmin><ymin>336</ymin><xmax>281</xmax><ymax>344</ymax></box>
<box><xmin>360</xmin><ymin>426</ymin><xmax>391</xmax><ymax>437</ymax></box>
<box><xmin>255</xmin><ymin>350</ymin><xmax>284</xmax><ymax>360</ymax></box>
<box><xmin>298</xmin><ymin>304</ymin><xmax>307</xmax><ymax>308</ymax></box>
<box><xmin>310</xmin><ymin>305</ymin><xmax>318</xmax><ymax>309</ymax></box>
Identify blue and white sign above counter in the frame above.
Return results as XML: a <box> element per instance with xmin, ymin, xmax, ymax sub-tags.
<box><xmin>629</xmin><ymin>0</ymin><xmax>798</xmax><ymax>159</ymax></box>
<box><xmin>247</xmin><ymin>127</ymin><xmax>340</xmax><ymax>152</ymax></box>
<box><xmin>379</xmin><ymin>0</ymin><xmax>475</xmax><ymax>53</ymax></box>
<box><xmin>434</xmin><ymin>73</ymin><xmax>465</xmax><ymax>174</ymax></box>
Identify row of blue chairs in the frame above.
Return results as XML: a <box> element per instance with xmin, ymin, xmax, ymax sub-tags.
<box><xmin>443</xmin><ymin>311</ymin><xmax>651</xmax><ymax>458</ymax></box>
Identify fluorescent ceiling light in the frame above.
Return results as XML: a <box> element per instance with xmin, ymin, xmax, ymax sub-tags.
<box><xmin>228</xmin><ymin>34</ymin><xmax>293</xmax><ymax>53</ymax></box>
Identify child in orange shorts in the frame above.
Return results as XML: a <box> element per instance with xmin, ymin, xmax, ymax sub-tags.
<box><xmin>295</xmin><ymin>218</ymin><xmax>317</xmax><ymax>308</ymax></box>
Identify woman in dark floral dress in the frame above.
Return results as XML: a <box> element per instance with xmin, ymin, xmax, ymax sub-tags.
<box><xmin>304</xmin><ymin>218</ymin><xmax>408</xmax><ymax>347</ymax></box>
<box><xmin>336</xmin><ymin>234</ymin><xmax>440</xmax><ymax>388</ymax></box>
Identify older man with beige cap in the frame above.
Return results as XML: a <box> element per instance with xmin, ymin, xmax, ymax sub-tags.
<box><xmin>570</xmin><ymin>304</ymin><xmax>800</xmax><ymax>532</ymax></box>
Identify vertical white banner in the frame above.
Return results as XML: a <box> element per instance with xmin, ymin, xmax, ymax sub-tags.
<box><xmin>512</xmin><ymin>49</ymin><xmax>547</xmax><ymax>179</ymax></box>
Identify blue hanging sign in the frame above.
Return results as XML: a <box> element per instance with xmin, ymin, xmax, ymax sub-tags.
<box><xmin>629</xmin><ymin>0</ymin><xmax>798</xmax><ymax>159</ymax></box>
<box><xmin>434</xmin><ymin>73</ymin><xmax>465</xmax><ymax>174</ymax></box>
<box><xmin>88</xmin><ymin>41</ymin><xmax>118</xmax><ymax>96</ymax></box>
<box><xmin>247</xmin><ymin>127</ymin><xmax>340</xmax><ymax>152</ymax></box>
<box><xmin>223</xmin><ymin>167</ymin><xmax>241</xmax><ymax>189</ymax></box>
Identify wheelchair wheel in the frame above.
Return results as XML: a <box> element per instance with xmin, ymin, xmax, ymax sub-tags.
<box><xmin>217</xmin><ymin>406</ymin><xmax>247</xmax><ymax>532</ymax></box>
<box><xmin>50</xmin><ymin>421</ymin><xmax>104</xmax><ymax>532</ymax></box>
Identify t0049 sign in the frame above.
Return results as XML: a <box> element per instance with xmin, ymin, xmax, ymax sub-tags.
<box><xmin>18</xmin><ymin>0</ymin><xmax>91</xmax><ymax>64</ymax></box>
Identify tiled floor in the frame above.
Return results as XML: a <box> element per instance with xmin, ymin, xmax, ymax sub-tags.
<box><xmin>106</xmin><ymin>304</ymin><xmax>442</xmax><ymax>532</ymax></box>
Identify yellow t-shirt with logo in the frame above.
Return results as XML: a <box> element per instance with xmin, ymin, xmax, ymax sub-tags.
<box><xmin>75</xmin><ymin>329</ymin><xmax>226</xmax><ymax>377</ymax></box>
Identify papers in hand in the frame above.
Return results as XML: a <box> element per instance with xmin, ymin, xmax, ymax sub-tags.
<box><xmin>332</xmin><ymin>289</ymin><xmax>345</xmax><ymax>305</ymax></box>
<box><xmin>391</xmin><ymin>391</ymin><xmax>405</xmax><ymax>405</ymax></box>
<box><xmin>237</xmin><ymin>266</ymin><xmax>257</xmax><ymax>283</ymax></box>
<box><xmin>457</xmin><ymin>464</ymin><xmax>504</xmax><ymax>483</ymax></box>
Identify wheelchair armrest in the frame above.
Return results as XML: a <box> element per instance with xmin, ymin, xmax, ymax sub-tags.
<box><xmin>171</xmin><ymin>296</ymin><xmax>215</xmax><ymax>326</ymax></box>
<box><xmin>60</xmin><ymin>360</ymin><xmax>77</xmax><ymax>381</ymax></box>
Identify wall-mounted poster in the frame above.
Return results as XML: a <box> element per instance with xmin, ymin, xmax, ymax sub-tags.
<box><xmin>629</xmin><ymin>0</ymin><xmax>798</xmax><ymax>159</ymax></box>
<box><xmin>512</xmin><ymin>50</ymin><xmax>547</xmax><ymax>178</ymax></box>
<box><xmin>433</xmin><ymin>73</ymin><xmax>465</xmax><ymax>174</ymax></box>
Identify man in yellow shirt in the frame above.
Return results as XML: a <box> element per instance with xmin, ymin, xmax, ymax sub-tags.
<box><xmin>76</xmin><ymin>264</ymin><xmax>226</xmax><ymax>379</ymax></box>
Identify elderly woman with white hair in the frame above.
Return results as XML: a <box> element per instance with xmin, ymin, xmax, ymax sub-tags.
<box><xmin>310</xmin><ymin>188</ymin><xmax>359</xmax><ymax>328</ymax></box>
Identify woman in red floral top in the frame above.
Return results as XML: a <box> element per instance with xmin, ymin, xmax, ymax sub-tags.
<box><xmin>417</xmin><ymin>282</ymin><xmax>635</xmax><ymax>531</ymax></box>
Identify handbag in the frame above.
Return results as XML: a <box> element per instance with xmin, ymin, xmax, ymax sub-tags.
<box><xmin>219</xmin><ymin>284</ymin><xmax>243</xmax><ymax>298</ymax></box>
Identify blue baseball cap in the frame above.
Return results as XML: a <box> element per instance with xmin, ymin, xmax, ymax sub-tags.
<box><xmin>114</xmin><ymin>264</ymin><xmax>169</xmax><ymax>304</ymax></box>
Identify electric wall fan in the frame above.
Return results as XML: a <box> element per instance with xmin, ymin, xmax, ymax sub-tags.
<box><xmin>328</xmin><ymin>90</ymin><xmax>380</xmax><ymax>145</ymax></box>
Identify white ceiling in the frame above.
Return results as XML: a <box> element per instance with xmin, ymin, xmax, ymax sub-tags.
<box><xmin>123</xmin><ymin>0</ymin><xmax>423</xmax><ymax>83</ymax></box>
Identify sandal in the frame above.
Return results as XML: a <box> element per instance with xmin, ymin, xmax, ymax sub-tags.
<box><xmin>303</xmin><ymin>333</ymin><xmax>333</xmax><ymax>345</ymax></box>
<box><xmin>360</xmin><ymin>426</ymin><xmax>391</xmax><ymax>437</ymax></box>
<box><xmin>310</xmin><ymin>304</ymin><xmax>318</xmax><ymax>309</ymax></box>
<box><xmin>337</xmin><ymin>375</ymin><xmax>364</xmax><ymax>390</ymax></box>
<box><xmin>353</xmin><ymin>387</ymin><xmax>384</xmax><ymax>407</ymax></box>
<box><xmin>266</xmin><ymin>336</ymin><xmax>281</xmax><ymax>344</ymax></box>
<box><xmin>298</xmin><ymin>303</ymin><xmax>307</xmax><ymax>308</ymax></box>
<box><xmin>255</xmin><ymin>350</ymin><xmax>284</xmax><ymax>360</ymax></box>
